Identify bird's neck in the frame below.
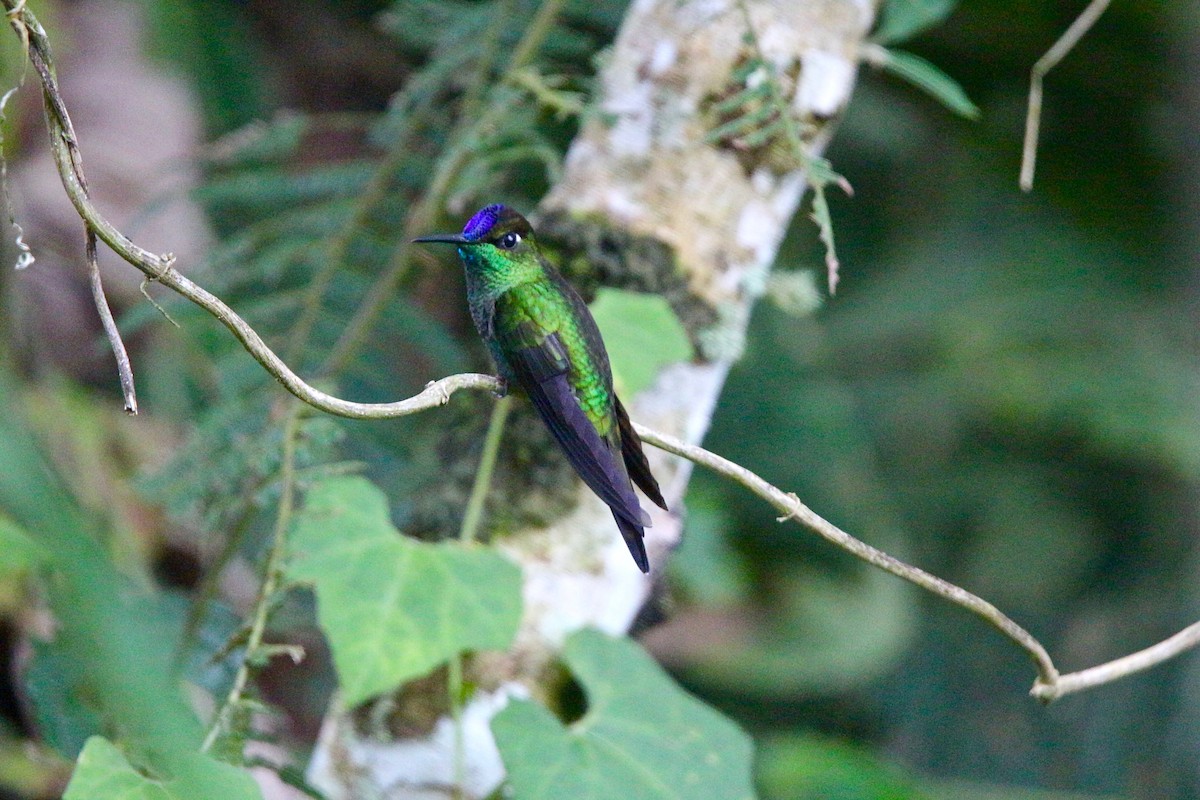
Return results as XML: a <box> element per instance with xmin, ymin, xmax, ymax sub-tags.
<box><xmin>460</xmin><ymin>249</ymin><xmax>544</xmax><ymax>301</ymax></box>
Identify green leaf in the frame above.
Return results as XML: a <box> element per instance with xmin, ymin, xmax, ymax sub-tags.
<box><xmin>876</xmin><ymin>48</ymin><xmax>980</xmax><ymax>120</ymax></box>
<box><xmin>590</xmin><ymin>289</ymin><xmax>693</xmax><ymax>397</ymax></box>
<box><xmin>492</xmin><ymin>629</ymin><xmax>755</xmax><ymax>800</ymax></box>
<box><xmin>288</xmin><ymin>476</ymin><xmax>523</xmax><ymax>706</ymax></box>
<box><xmin>809</xmin><ymin>183</ymin><xmax>842</xmax><ymax>294</ymax></box>
<box><xmin>24</xmin><ymin>642</ymin><xmax>104</xmax><ymax>757</ymax></box>
<box><xmin>757</xmin><ymin>733</ymin><xmax>923</xmax><ymax>800</ymax></box>
<box><xmin>63</xmin><ymin>737</ymin><xmax>259</xmax><ymax>800</ymax></box>
<box><xmin>872</xmin><ymin>0</ymin><xmax>959</xmax><ymax>44</ymax></box>
<box><xmin>63</xmin><ymin>738</ymin><xmax>172</xmax><ymax>800</ymax></box>
<box><xmin>0</xmin><ymin>515</ymin><xmax>45</xmax><ymax>577</ymax></box>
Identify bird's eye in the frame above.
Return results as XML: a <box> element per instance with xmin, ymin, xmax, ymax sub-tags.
<box><xmin>497</xmin><ymin>232</ymin><xmax>521</xmax><ymax>249</ymax></box>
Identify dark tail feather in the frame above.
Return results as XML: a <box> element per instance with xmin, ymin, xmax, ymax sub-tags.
<box><xmin>614</xmin><ymin>511</ymin><xmax>649</xmax><ymax>573</ymax></box>
<box><xmin>614</xmin><ymin>396</ymin><xmax>667</xmax><ymax>511</ymax></box>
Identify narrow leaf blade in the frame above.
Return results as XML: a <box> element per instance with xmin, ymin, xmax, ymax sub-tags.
<box><xmin>873</xmin><ymin>0</ymin><xmax>959</xmax><ymax>44</ymax></box>
<box><xmin>877</xmin><ymin>48</ymin><xmax>980</xmax><ymax>120</ymax></box>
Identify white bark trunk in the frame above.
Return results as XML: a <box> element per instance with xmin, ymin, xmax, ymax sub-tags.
<box><xmin>309</xmin><ymin>1</ymin><xmax>875</xmax><ymax>796</ymax></box>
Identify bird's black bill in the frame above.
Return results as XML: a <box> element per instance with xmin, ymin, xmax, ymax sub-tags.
<box><xmin>411</xmin><ymin>233</ymin><xmax>471</xmax><ymax>244</ymax></box>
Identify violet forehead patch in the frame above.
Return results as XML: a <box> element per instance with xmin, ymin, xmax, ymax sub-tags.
<box><xmin>462</xmin><ymin>204</ymin><xmax>505</xmax><ymax>240</ymax></box>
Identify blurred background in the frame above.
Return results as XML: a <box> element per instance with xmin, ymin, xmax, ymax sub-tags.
<box><xmin>0</xmin><ymin>0</ymin><xmax>1195</xmax><ymax>798</ymax></box>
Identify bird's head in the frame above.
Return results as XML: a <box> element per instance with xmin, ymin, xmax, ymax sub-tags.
<box><xmin>413</xmin><ymin>204</ymin><xmax>537</xmax><ymax>270</ymax></box>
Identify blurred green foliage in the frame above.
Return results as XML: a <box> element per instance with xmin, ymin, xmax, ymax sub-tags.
<box><xmin>0</xmin><ymin>0</ymin><xmax>1196</xmax><ymax>798</ymax></box>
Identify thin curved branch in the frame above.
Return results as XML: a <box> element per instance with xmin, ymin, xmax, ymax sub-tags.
<box><xmin>6</xmin><ymin>0</ymin><xmax>1198</xmax><ymax>706</ymax></box>
<box><xmin>1031</xmin><ymin>620</ymin><xmax>1200</xmax><ymax>703</ymax></box>
<box><xmin>635</xmin><ymin>423</ymin><xmax>1200</xmax><ymax>703</ymax></box>
<box><xmin>634</xmin><ymin>424</ymin><xmax>1063</xmax><ymax>682</ymax></box>
<box><xmin>1019</xmin><ymin>0</ymin><xmax>1112</xmax><ymax>191</ymax></box>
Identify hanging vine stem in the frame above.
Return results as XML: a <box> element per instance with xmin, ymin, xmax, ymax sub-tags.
<box><xmin>4</xmin><ymin>0</ymin><xmax>1198</xmax><ymax>707</ymax></box>
<box><xmin>1019</xmin><ymin>0</ymin><xmax>1113</xmax><ymax>191</ymax></box>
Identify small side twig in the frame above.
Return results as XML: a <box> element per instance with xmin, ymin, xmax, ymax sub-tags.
<box><xmin>1032</xmin><ymin>620</ymin><xmax>1200</xmax><ymax>703</ymax></box>
<box><xmin>0</xmin><ymin>87</ymin><xmax>34</xmax><ymax>271</ymax></box>
<box><xmin>1020</xmin><ymin>0</ymin><xmax>1112</xmax><ymax>191</ymax></box>
<box><xmin>87</xmin><ymin>230</ymin><xmax>137</xmax><ymax>413</ymax></box>
<box><xmin>7</xmin><ymin>3</ymin><xmax>138</xmax><ymax>411</ymax></box>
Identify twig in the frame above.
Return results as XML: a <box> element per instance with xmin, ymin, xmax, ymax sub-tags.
<box><xmin>86</xmin><ymin>230</ymin><xmax>137</xmax><ymax>413</ymax></box>
<box><xmin>633</xmin><ymin>423</ymin><xmax>1060</xmax><ymax>684</ymax></box>
<box><xmin>448</xmin><ymin>394</ymin><xmax>513</xmax><ymax>797</ymax></box>
<box><xmin>458</xmin><ymin>395</ymin><xmax>513</xmax><ymax>545</ymax></box>
<box><xmin>202</xmin><ymin>406</ymin><xmax>304</xmax><ymax>753</ymax></box>
<box><xmin>1032</xmin><ymin>620</ymin><xmax>1200</xmax><ymax>703</ymax></box>
<box><xmin>14</xmin><ymin>23</ymin><xmax>506</xmax><ymax>417</ymax></box>
<box><xmin>7</xmin><ymin>0</ymin><xmax>1199</xmax><ymax>707</ymax></box>
<box><xmin>8</xmin><ymin>3</ymin><xmax>139</xmax><ymax>411</ymax></box>
<box><xmin>1020</xmin><ymin>0</ymin><xmax>1112</xmax><ymax>191</ymax></box>
<box><xmin>0</xmin><ymin>86</ymin><xmax>34</xmax><ymax>271</ymax></box>
<box><xmin>634</xmin><ymin>422</ymin><xmax>1200</xmax><ymax>702</ymax></box>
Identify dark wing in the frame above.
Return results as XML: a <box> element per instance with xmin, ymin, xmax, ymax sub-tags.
<box><xmin>493</xmin><ymin>301</ymin><xmax>651</xmax><ymax>532</ymax></box>
<box><xmin>545</xmin><ymin>264</ymin><xmax>667</xmax><ymax>513</ymax></box>
<box><xmin>614</xmin><ymin>395</ymin><xmax>667</xmax><ymax>511</ymax></box>
<box><xmin>613</xmin><ymin>511</ymin><xmax>649</xmax><ymax>573</ymax></box>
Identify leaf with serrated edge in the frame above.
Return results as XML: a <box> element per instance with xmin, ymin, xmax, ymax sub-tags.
<box><xmin>288</xmin><ymin>476</ymin><xmax>522</xmax><ymax>706</ymax></box>
<box><xmin>493</xmin><ymin>629</ymin><xmax>755</xmax><ymax>800</ymax></box>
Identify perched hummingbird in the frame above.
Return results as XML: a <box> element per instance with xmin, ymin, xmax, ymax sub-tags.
<box><xmin>414</xmin><ymin>204</ymin><xmax>667</xmax><ymax>572</ymax></box>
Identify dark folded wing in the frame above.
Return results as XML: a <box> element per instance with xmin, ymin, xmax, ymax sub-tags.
<box><xmin>497</xmin><ymin>319</ymin><xmax>649</xmax><ymax>529</ymax></box>
<box><xmin>613</xmin><ymin>510</ymin><xmax>649</xmax><ymax>574</ymax></box>
<box><xmin>613</xmin><ymin>395</ymin><xmax>667</xmax><ymax>511</ymax></box>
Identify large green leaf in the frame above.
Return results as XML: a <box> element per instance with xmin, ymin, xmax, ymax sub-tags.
<box><xmin>492</xmin><ymin>629</ymin><xmax>755</xmax><ymax>800</ymax></box>
<box><xmin>288</xmin><ymin>476</ymin><xmax>523</xmax><ymax>706</ymax></box>
<box><xmin>590</xmin><ymin>289</ymin><xmax>692</xmax><ymax>397</ymax></box>
<box><xmin>63</xmin><ymin>738</ymin><xmax>171</xmax><ymax>800</ymax></box>
<box><xmin>0</xmin><ymin>516</ymin><xmax>45</xmax><ymax>577</ymax></box>
<box><xmin>62</xmin><ymin>737</ymin><xmax>257</xmax><ymax>800</ymax></box>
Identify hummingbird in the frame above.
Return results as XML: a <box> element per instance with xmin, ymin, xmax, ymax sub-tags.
<box><xmin>414</xmin><ymin>204</ymin><xmax>667</xmax><ymax>572</ymax></box>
